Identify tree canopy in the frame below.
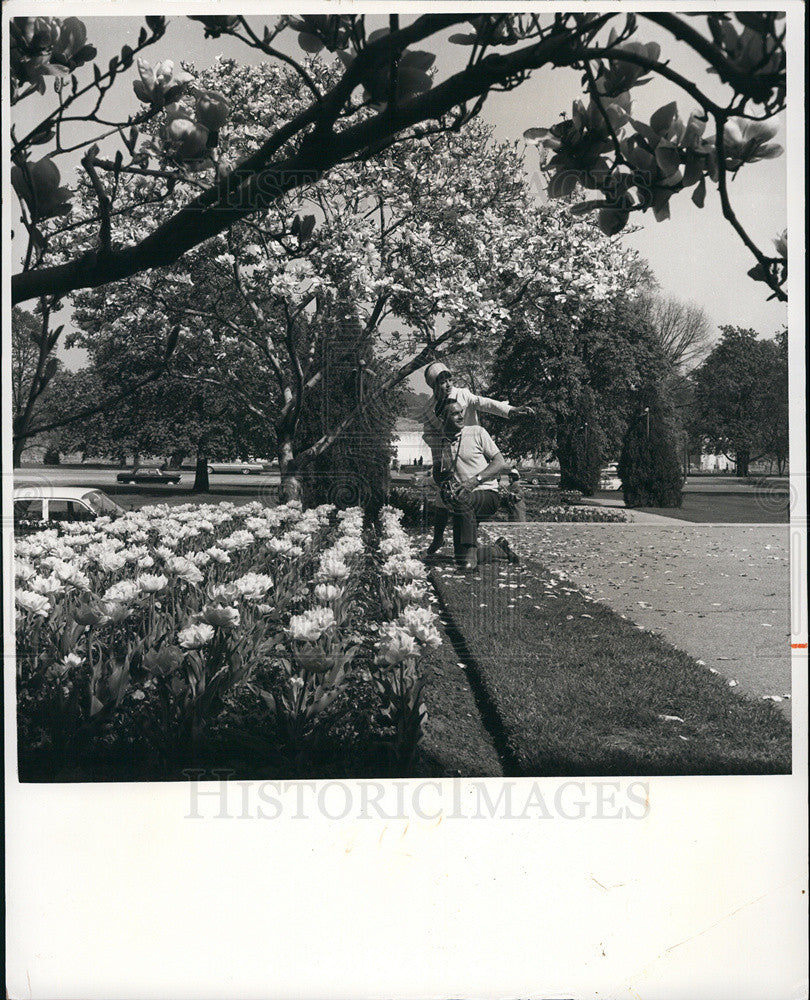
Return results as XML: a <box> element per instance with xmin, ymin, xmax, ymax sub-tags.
<box><xmin>690</xmin><ymin>325</ymin><xmax>788</xmax><ymax>475</ymax></box>
<box><xmin>10</xmin><ymin>11</ymin><xmax>788</xmax><ymax>315</ymax></box>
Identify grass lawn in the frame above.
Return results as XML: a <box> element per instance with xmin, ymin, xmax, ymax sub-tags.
<box><xmin>430</xmin><ymin>557</ymin><xmax>791</xmax><ymax>776</ymax></box>
<box><xmin>632</xmin><ymin>490</ymin><xmax>790</xmax><ymax>524</ymax></box>
<box><xmin>416</xmin><ymin>629</ymin><xmax>503</xmax><ymax>777</ymax></box>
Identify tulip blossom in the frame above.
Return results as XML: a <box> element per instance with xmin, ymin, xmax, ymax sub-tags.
<box><xmin>288</xmin><ymin>606</ymin><xmax>336</xmax><ymax>643</ymax></box>
<box><xmin>15</xmin><ymin>590</ymin><xmax>51</xmax><ymax>618</ymax></box>
<box><xmin>201</xmin><ymin>604</ymin><xmax>241</xmax><ymax>629</ymax></box>
<box><xmin>177</xmin><ymin>622</ymin><xmax>216</xmax><ymax>649</ymax></box>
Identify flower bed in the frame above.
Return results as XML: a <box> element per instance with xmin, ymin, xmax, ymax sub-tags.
<box><xmin>14</xmin><ymin>500</ymin><xmax>445</xmax><ymax>779</ymax></box>
<box><xmin>388</xmin><ymin>483</ymin><xmax>627</xmax><ymax>524</ymax></box>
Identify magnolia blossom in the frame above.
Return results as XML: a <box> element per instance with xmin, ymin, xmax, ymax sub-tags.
<box><xmin>201</xmin><ymin>604</ymin><xmax>241</xmax><ymax>629</ymax></box>
<box><xmin>15</xmin><ymin>590</ymin><xmax>51</xmax><ymax>618</ymax></box>
<box><xmin>137</xmin><ymin>573</ymin><xmax>169</xmax><ymax>594</ymax></box>
<box><xmin>177</xmin><ymin>622</ymin><xmax>216</xmax><ymax>649</ymax></box>
<box><xmin>287</xmin><ymin>606</ymin><xmax>336</xmax><ymax>643</ymax></box>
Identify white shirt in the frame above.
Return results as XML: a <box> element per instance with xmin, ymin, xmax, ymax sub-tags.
<box><xmin>421</xmin><ymin>386</ymin><xmax>512</xmax><ymax>462</ymax></box>
<box><xmin>439</xmin><ymin>426</ymin><xmax>501</xmax><ymax>492</ymax></box>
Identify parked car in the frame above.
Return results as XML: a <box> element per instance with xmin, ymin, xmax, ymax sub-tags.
<box><xmin>206</xmin><ymin>461</ymin><xmax>265</xmax><ymax>475</ymax></box>
<box><xmin>116</xmin><ymin>467</ymin><xmax>181</xmax><ymax>484</ymax></box>
<box><xmin>518</xmin><ymin>465</ymin><xmax>561</xmax><ymax>486</ymax></box>
<box><xmin>600</xmin><ymin>464</ymin><xmax>622</xmax><ymax>490</ymax></box>
<box><xmin>13</xmin><ymin>486</ymin><xmax>126</xmax><ymax>533</ymax></box>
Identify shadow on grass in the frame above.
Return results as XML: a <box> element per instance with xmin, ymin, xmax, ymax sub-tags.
<box><xmin>430</xmin><ymin>560</ymin><xmax>791</xmax><ymax>776</ymax></box>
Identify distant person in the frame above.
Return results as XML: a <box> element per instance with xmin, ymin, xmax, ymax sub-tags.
<box><xmin>420</xmin><ymin>361</ymin><xmax>534</xmax><ymax>555</ymax></box>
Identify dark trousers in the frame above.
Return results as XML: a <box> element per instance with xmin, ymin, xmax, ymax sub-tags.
<box><xmin>449</xmin><ymin>489</ymin><xmax>501</xmax><ymax>553</ymax></box>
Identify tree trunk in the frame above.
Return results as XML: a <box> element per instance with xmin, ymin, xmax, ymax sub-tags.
<box><xmin>169</xmin><ymin>450</ymin><xmax>185</xmax><ymax>470</ymax></box>
<box><xmin>278</xmin><ymin>437</ymin><xmax>303</xmax><ymax>503</ymax></box>
<box><xmin>193</xmin><ymin>452</ymin><xmax>210</xmax><ymax>492</ymax></box>
<box><xmin>12</xmin><ymin>437</ymin><xmax>24</xmax><ymax>467</ymax></box>
<box><xmin>735</xmin><ymin>448</ymin><xmax>749</xmax><ymax>477</ymax></box>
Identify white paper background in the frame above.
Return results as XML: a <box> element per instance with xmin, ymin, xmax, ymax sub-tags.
<box><xmin>4</xmin><ymin>2</ymin><xmax>807</xmax><ymax>997</ymax></box>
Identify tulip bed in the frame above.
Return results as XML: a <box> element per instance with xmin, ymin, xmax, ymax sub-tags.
<box><xmin>13</xmin><ymin>501</ymin><xmax>446</xmax><ymax>780</ymax></box>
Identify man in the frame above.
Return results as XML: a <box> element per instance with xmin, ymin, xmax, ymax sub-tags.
<box><xmin>434</xmin><ymin>399</ymin><xmax>520</xmax><ymax>571</ymax></box>
<box><xmin>421</xmin><ymin>362</ymin><xmax>533</xmax><ymax>554</ymax></box>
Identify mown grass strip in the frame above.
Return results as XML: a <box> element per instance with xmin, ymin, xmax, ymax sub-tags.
<box><xmin>416</xmin><ymin>618</ymin><xmax>504</xmax><ymax>778</ymax></box>
<box><xmin>430</xmin><ymin>560</ymin><xmax>791</xmax><ymax>776</ymax></box>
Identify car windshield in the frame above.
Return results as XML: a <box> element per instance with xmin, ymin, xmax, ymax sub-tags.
<box><xmin>83</xmin><ymin>491</ymin><xmax>126</xmax><ymax>516</ymax></box>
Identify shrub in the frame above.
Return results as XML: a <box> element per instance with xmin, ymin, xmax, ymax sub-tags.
<box><xmin>555</xmin><ymin>406</ymin><xmax>605</xmax><ymax>496</ymax></box>
<box><xmin>619</xmin><ymin>391</ymin><xmax>684</xmax><ymax>507</ymax></box>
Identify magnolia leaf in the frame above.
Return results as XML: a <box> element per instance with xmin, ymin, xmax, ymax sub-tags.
<box><xmin>597</xmin><ymin>207</ymin><xmax>629</xmax><ymax>236</ymax></box>
<box><xmin>366</xmin><ymin>28</ymin><xmax>390</xmax><ymax>44</ymax></box>
<box><xmin>336</xmin><ymin>50</ymin><xmax>355</xmax><ymax>69</ymax></box>
<box><xmin>654</xmin><ymin>143</ymin><xmax>681</xmax><ymax>177</ymax></box>
<box><xmin>652</xmin><ymin>188</ymin><xmax>672</xmax><ymax>221</ymax></box>
<box><xmin>398</xmin><ymin>66</ymin><xmax>433</xmax><ymax>99</ymax></box>
<box><xmin>548</xmin><ymin>171</ymin><xmax>579</xmax><ymax>199</ymax></box>
<box><xmin>297</xmin><ymin>31</ymin><xmax>324</xmax><ymax>54</ymax></box>
<box><xmin>299</xmin><ymin>214</ymin><xmax>316</xmax><ymax>240</ymax></box>
<box><xmin>400</xmin><ymin>49</ymin><xmax>436</xmax><ymax>72</ymax></box>
<box><xmin>523</xmin><ymin>127</ymin><xmax>551</xmax><ymax>142</ymax></box>
<box><xmin>448</xmin><ymin>33</ymin><xmax>478</xmax><ymax>45</ymax></box>
<box><xmin>569</xmin><ymin>199</ymin><xmax>604</xmax><ymax>216</ymax></box>
<box><xmin>747</xmin><ymin>262</ymin><xmax>768</xmax><ymax>282</ymax></box>
<box><xmin>650</xmin><ymin>101</ymin><xmax>678</xmax><ymax>136</ymax></box>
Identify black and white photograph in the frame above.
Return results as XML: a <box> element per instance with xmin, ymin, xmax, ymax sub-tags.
<box><xmin>3</xmin><ymin>3</ymin><xmax>807</xmax><ymax>997</ymax></box>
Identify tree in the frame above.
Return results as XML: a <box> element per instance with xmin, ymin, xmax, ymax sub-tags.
<box><xmin>11</xmin><ymin>304</ymin><xmax>64</xmax><ymax>466</ymax></box>
<box><xmin>56</xmin><ymin>58</ymin><xmax>641</xmax><ymax>500</ymax></box>
<box><xmin>489</xmin><ymin>292</ymin><xmax>668</xmax><ymax>488</ymax></box>
<box><xmin>618</xmin><ymin>387</ymin><xmax>684</xmax><ymax>507</ymax></box>
<box><xmin>55</xmin><ymin>314</ymin><xmax>277</xmax><ymax>490</ymax></box>
<box><xmin>10</xmin><ymin>11</ymin><xmax>788</xmax><ymax>315</ymax></box>
<box><xmin>690</xmin><ymin>325</ymin><xmax>787</xmax><ymax>476</ymax></box>
<box><xmin>635</xmin><ymin>292</ymin><xmax>713</xmax><ymax>371</ymax></box>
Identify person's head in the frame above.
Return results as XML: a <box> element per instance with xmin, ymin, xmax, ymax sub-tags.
<box><xmin>425</xmin><ymin>362</ymin><xmax>453</xmax><ymax>400</ymax></box>
<box><xmin>442</xmin><ymin>399</ymin><xmax>465</xmax><ymax>436</ymax></box>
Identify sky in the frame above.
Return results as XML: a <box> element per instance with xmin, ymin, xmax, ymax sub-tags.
<box><xmin>9</xmin><ymin>11</ymin><xmax>789</xmax><ymax>379</ymax></box>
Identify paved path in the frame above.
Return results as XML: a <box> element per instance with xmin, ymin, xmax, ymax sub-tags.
<box><xmin>480</xmin><ymin>522</ymin><xmax>794</xmax><ymax>715</ymax></box>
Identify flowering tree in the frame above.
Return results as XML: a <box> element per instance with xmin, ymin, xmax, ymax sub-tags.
<box><xmin>53</xmin><ymin>56</ymin><xmax>641</xmax><ymax>499</ymax></box>
<box><xmin>10</xmin><ymin>11</ymin><xmax>788</xmax><ymax>314</ymax></box>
